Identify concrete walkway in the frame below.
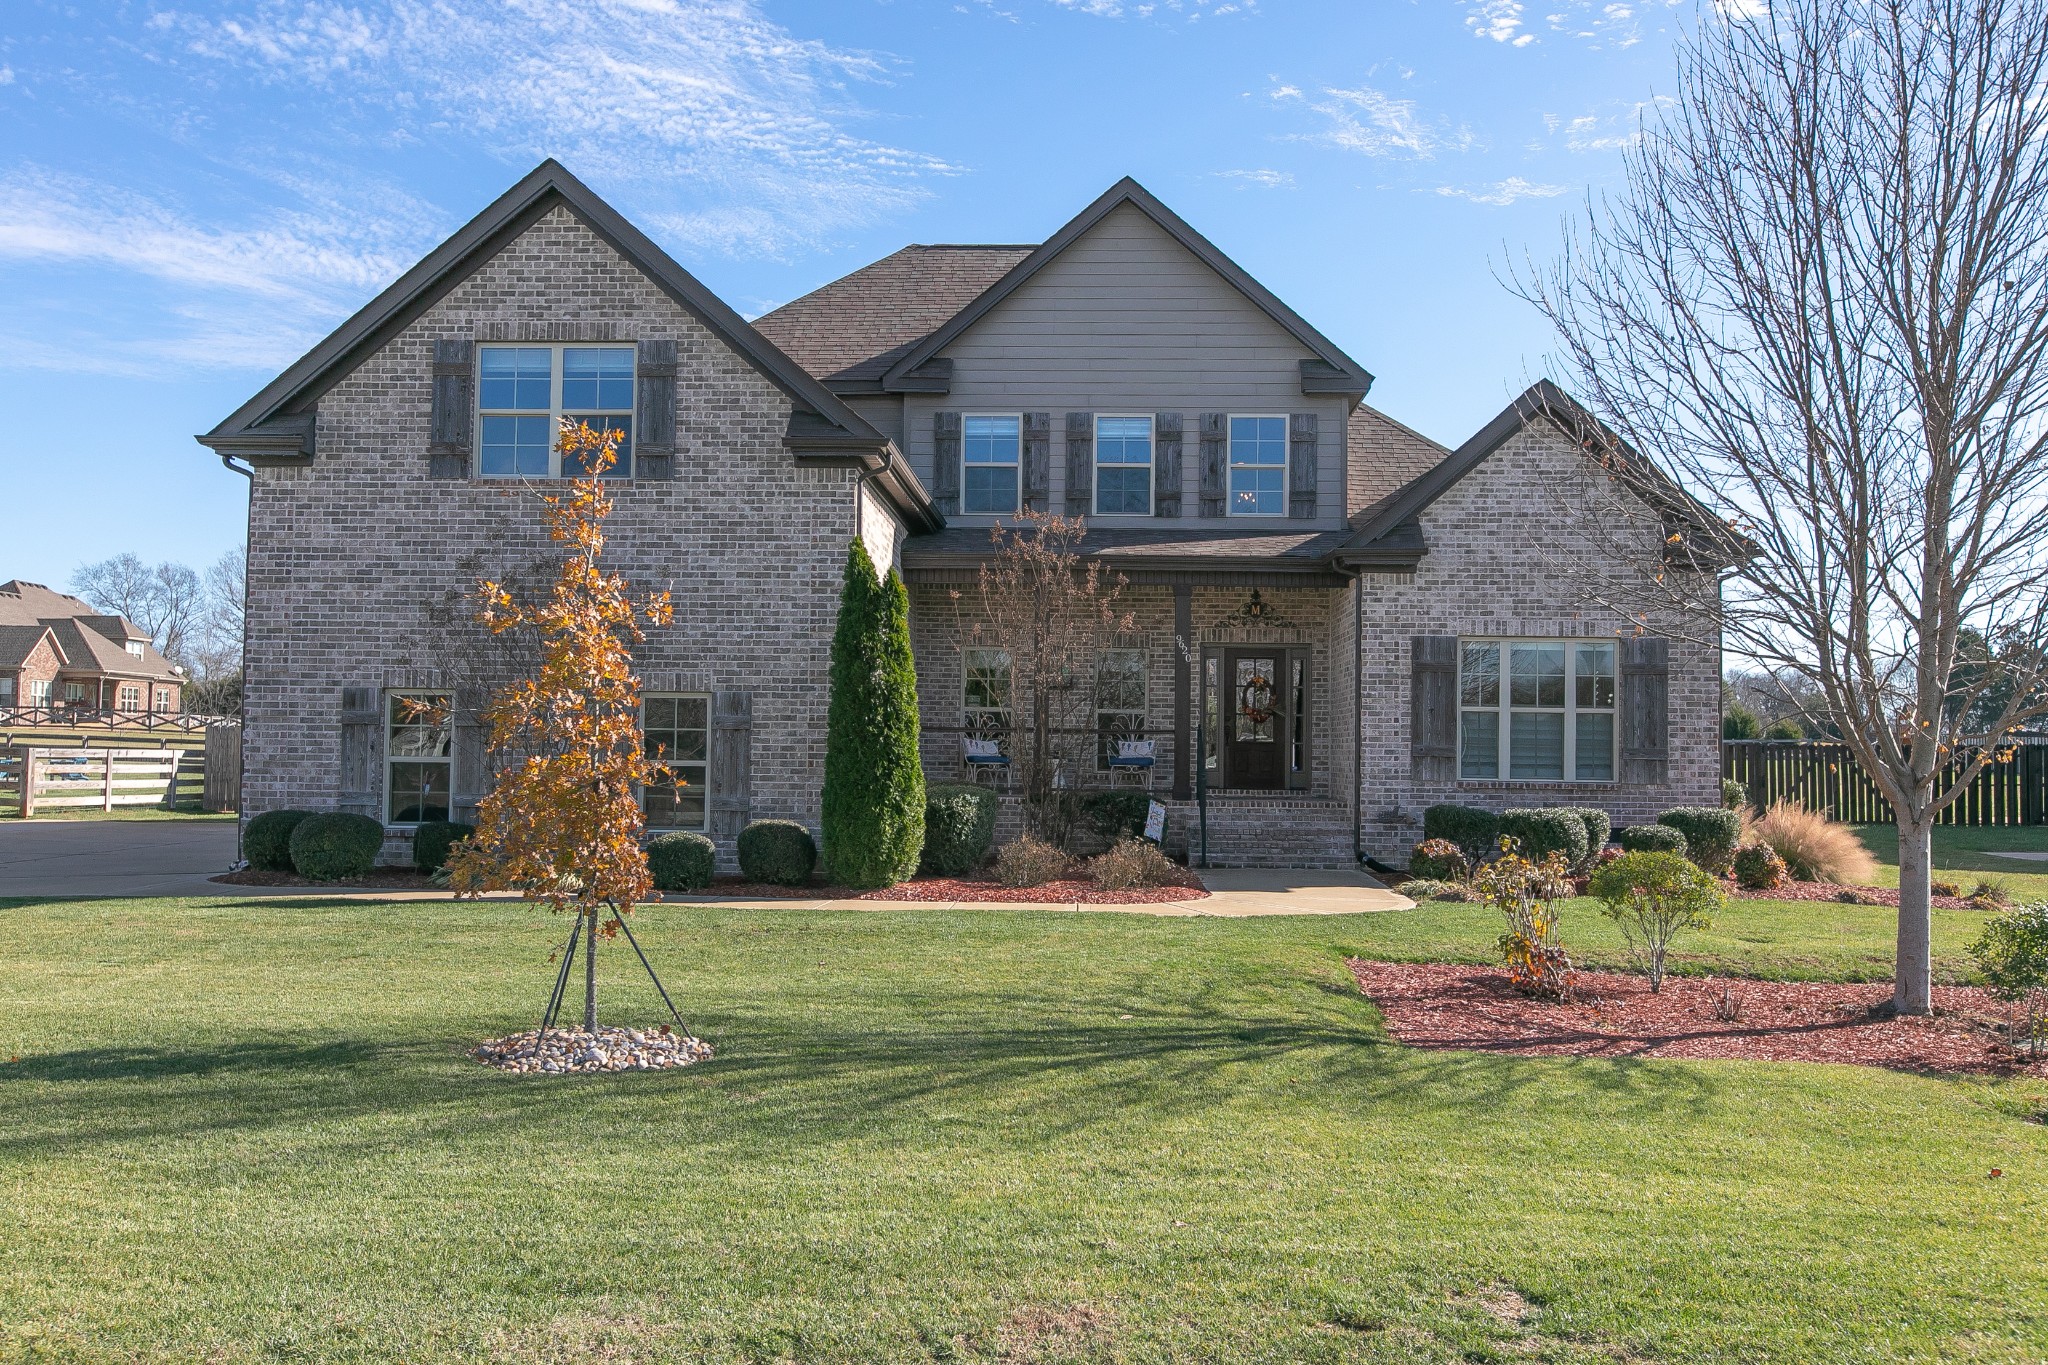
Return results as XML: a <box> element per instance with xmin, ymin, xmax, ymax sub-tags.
<box><xmin>1986</xmin><ymin>850</ymin><xmax>2048</xmax><ymax>862</ymax></box>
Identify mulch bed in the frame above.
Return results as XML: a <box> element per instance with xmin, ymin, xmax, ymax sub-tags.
<box><xmin>674</xmin><ymin>874</ymin><xmax>1207</xmax><ymax>904</ymax></box>
<box><xmin>1724</xmin><ymin>879</ymin><xmax>1986</xmax><ymax>910</ymax></box>
<box><xmin>211</xmin><ymin>868</ymin><xmax>438</xmax><ymax>889</ymax></box>
<box><xmin>1349</xmin><ymin>958</ymin><xmax>2047</xmax><ymax>1076</ymax></box>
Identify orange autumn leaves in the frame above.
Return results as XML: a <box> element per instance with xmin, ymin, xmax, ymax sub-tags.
<box><xmin>445</xmin><ymin>420</ymin><xmax>673</xmax><ymax>917</ymax></box>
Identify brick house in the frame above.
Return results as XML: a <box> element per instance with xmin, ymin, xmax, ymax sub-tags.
<box><xmin>200</xmin><ymin>161</ymin><xmax>1724</xmax><ymax>869</ymax></box>
<box><xmin>0</xmin><ymin>581</ymin><xmax>185</xmax><ymax>716</ymax></box>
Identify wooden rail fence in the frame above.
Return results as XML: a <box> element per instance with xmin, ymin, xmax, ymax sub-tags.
<box><xmin>0</xmin><ymin>720</ymin><xmax>239</xmax><ymax>816</ymax></box>
<box><xmin>1723</xmin><ymin>739</ymin><xmax>2048</xmax><ymax>826</ymax></box>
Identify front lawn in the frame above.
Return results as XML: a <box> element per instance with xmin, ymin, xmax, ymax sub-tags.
<box><xmin>1852</xmin><ymin>822</ymin><xmax>2048</xmax><ymax>900</ymax></box>
<box><xmin>2</xmin><ymin>896</ymin><xmax>2044</xmax><ymax>1363</ymax></box>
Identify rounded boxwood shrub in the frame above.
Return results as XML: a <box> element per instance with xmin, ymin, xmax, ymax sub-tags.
<box><xmin>288</xmin><ymin>812</ymin><xmax>385</xmax><ymax>883</ymax></box>
<box><xmin>1619</xmin><ymin>823</ymin><xmax>1688</xmax><ymax>855</ymax></box>
<box><xmin>1657</xmin><ymin>806</ymin><xmax>1743</xmax><ymax>875</ymax></box>
<box><xmin>411</xmin><ymin>819</ymin><xmax>475</xmax><ymax>874</ymax></box>
<box><xmin>1722</xmin><ymin>778</ymin><xmax>1749</xmax><ymax>810</ymax></box>
<box><xmin>922</xmin><ymin>782</ymin><xmax>997</xmax><ymax>876</ymax></box>
<box><xmin>647</xmin><ymin>831</ymin><xmax>716</xmax><ymax>892</ymax></box>
<box><xmin>1559</xmin><ymin>807</ymin><xmax>1612</xmax><ymax>867</ymax></box>
<box><xmin>738</xmin><ymin>819</ymin><xmax>818</xmax><ymax>887</ymax></box>
<box><xmin>245</xmin><ymin>809</ymin><xmax>314</xmax><ymax>871</ymax></box>
<box><xmin>1422</xmin><ymin>803</ymin><xmax>1501</xmax><ymax>859</ymax></box>
<box><xmin>1499</xmin><ymin>807</ymin><xmax>1590</xmax><ymax>869</ymax></box>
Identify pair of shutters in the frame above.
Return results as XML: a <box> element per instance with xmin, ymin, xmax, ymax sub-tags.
<box><xmin>933</xmin><ymin>410</ymin><xmax>1318</xmax><ymax>519</ymax></box>
<box><xmin>1408</xmin><ymin>636</ymin><xmax>1669</xmax><ymax>784</ymax></box>
<box><xmin>425</xmin><ymin>339</ymin><xmax>679</xmax><ymax>481</ymax></box>
<box><xmin>336</xmin><ymin>686</ymin><xmax>754</xmax><ymax>833</ymax></box>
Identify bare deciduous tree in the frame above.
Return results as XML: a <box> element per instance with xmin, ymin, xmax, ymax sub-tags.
<box><xmin>70</xmin><ymin>553</ymin><xmax>204</xmax><ymax>665</ymax></box>
<box><xmin>1518</xmin><ymin>0</ymin><xmax>2048</xmax><ymax>1013</ymax></box>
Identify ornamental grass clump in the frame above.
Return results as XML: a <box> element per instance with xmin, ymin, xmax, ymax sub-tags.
<box><xmin>1589</xmin><ymin>851</ymin><xmax>1722</xmax><ymax>993</ymax></box>
<box><xmin>1474</xmin><ymin>837</ymin><xmax>1573</xmax><ymax>1000</ymax></box>
<box><xmin>1751</xmin><ymin>800</ymin><xmax>1878</xmax><ymax>885</ymax></box>
<box><xmin>1969</xmin><ymin>902</ymin><xmax>2048</xmax><ymax>1058</ymax></box>
<box><xmin>1086</xmin><ymin>837</ymin><xmax>1179</xmax><ymax>890</ymax></box>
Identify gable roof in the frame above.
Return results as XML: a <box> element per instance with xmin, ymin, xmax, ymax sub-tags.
<box><xmin>0</xmin><ymin>623</ymin><xmax>63</xmax><ymax>672</ymax></box>
<box><xmin>196</xmin><ymin>160</ymin><xmax>939</xmax><ymax>531</ymax></box>
<box><xmin>876</xmin><ymin>178</ymin><xmax>1375</xmax><ymax>399</ymax></box>
<box><xmin>0</xmin><ymin>582</ymin><xmax>182</xmax><ymax>681</ymax></box>
<box><xmin>753</xmin><ymin>245</ymin><xmax>1036</xmax><ymax>387</ymax></box>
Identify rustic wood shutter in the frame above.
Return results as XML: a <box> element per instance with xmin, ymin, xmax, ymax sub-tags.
<box><xmin>450</xmin><ymin>688</ymin><xmax>490</xmax><ymax>824</ymax></box>
<box><xmin>339</xmin><ymin>686</ymin><xmax>380</xmax><ymax>818</ymax></box>
<box><xmin>1410</xmin><ymin>637</ymin><xmax>1458</xmax><ymax>781</ymax></box>
<box><xmin>1065</xmin><ymin>412</ymin><xmax>1093</xmax><ymax>515</ymax></box>
<box><xmin>1154</xmin><ymin>413</ymin><xmax>1183</xmax><ymax>517</ymax></box>
<box><xmin>708</xmin><ymin>690</ymin><xmax>753</xmax><ymax>842</ymax></box>
<box><xmin>428</xmin><ymin>339</ymin><xmax>474</xmax><ymax>480</ymax></box>
<box><xmin>1022</xmin><ymin>412</ymin><xmax>1051</xmax><ymax>512</ymax></box>
<box><xmin>933</xmin><ymin>412</ymin><xmax>962</xmax><ymax>515</ymax></box>
<box><xmin>1289</xmin><ymin>412</ymin><xmax>1319</xmax><ymax>519</ymax></box>
<box><xmin>1198</xmin><ymin>413</ymin><xmax>1227</xmax><ymax>518</ymax></box>
<box><xmin>635</xmin><ymin>339</ymin><xmax>678</xmax><ymax>481</ymax></box>
<box><xmin>1619</xmin><ymin>637</ymin><xmax>1670</xmax><ymax>784</ymax></box>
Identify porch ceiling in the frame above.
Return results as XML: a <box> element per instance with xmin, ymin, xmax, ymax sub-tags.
<box><xmin>899</xmin><ymin>525</ymin><xmax>1363</xmax><ymax>587</ymax></box>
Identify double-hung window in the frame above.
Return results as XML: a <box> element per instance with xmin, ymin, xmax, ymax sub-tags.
<box><xmin>124</xmin><ymin>640</ymin><xmax>146</xmax><ymax>659</ymax></box>
<box><xmin>962</xmin><ymin>415</ymin><xmax>1020</xmax><ymax>515</ymax></box>
<box><xmin>0</xmin><ymin>677</ymin><xmax>13</xmax><ymax>704</ymax></box>
<box><xmin>117</xmin><ymin>684</ymin><xmax>140</xmax><ymax>711</ymax></box>
<box><xmin>1458</xmin><ymin>640</ymin><xmax>1617</xmax><ymax>782</ymax></box>
<box><xmin>28</xmin><ymin>679</ymin><xmax>50</xmax><ymax>706</ymax></box>
<box><xmin>1094</xmin><ymin>648</ymin><xmax>1147</xmax><ymax>768</ymax></box>
<box><xmin>963</xmin><ymin>648</ymin><xmax>1013</xmax><ymax>747</ymax></box>
<box><xmin>1094</xmin><ymin>416</ymin><xmax>1153</xmax><ymax>516</ymax></box>
<box><xmin>387</xmin><ymin>692</ymin><xmax>453</xmax><ymax>823</ymax></box>
<box><xmin>154</xmin><ymin>687</ymin><xmax>173</xmax><ymax>712</ymax></box>
<box><xmin>478</xmin><ymin>345</ymin><xmax>634</xmax><ymax>479</ymax></box>
<box><xmin>642</xmin><ymin>694</ymin><xmax>709</xmax><ymax>831</ymax></box>
<box><xmin>1228</xmin><ymin>415</ymin><xmax>1288</xmax><ymax>517</ymax></box>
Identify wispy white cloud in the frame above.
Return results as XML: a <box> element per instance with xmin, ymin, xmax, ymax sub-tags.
<box><xmin>1284</xmin><ymin>83</ymin><xmax>1475</xmax><ymax>159</ymax></box>
<box><xmin>1045</xmin><ymin>0</ymin><xmax>1255</xmax><ymax>16</ymax></box>
<box><xmin>1467</xmin><ymin>1</ymin><xmax>1536</xmax><ymax>45</ymax></box>
<box><xmin>1533</xmin><ymin>0</ymin><xmax>1682</xmax><ymax>48</ymax></box>
<box><xmin>1430</xmin><ymin>176</ymin><xmax>1569</xmax><ymax>206</ymax></box>
<box><xmin>1551</xmin><ymin>96</ymin><xmax>1674</xmax><ymax>151</ymax></box>
<box><xmin>0</xmin><ymin>67</ymin><xmax>15</xmax><ymax>86</ymax></box>
<box><xmin>1714</xmin><ymin>0</ymin><xmax>1767</xmax><ymax>18</ymax></box>
<box><xmin>1215</xmin><ymin>168</ymin><xmax>1295</xmax><ymax>189</ymax></box>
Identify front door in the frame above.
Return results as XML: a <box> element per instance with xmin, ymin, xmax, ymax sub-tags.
<box><xmin>1222</xmin><ymin>650</ymin><xmax>1285</xmax><ymax>790</ymax></box>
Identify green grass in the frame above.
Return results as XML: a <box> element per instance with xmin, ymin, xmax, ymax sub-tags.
<box><xmin>1851</xmin><ymin>823</ymin><xmax>2048</xmax><ymax>900</ymax></box>
<box><xmin>5</xmin><ymin>805</ymin><xmax>233</xmax><ymax>822</ymax></box>
<box><xmin>2</xmin><ymin>896</ymin><xmax>2045</xmax><ymax>1363</ymax></box>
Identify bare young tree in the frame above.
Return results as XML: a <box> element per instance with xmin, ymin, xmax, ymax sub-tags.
<box><xmin>1518</xmin><ymin>0</ymin><xmax>2048</xmax><ymax>1013</ymax></box>
<box><xmin>70</xmin><ymin>553</ymin><xmax>204</xmax><ymax>665</ymax></box>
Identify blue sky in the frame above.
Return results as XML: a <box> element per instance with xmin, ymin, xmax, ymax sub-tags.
<box><xmin>0</xmin><ymin>0</ymin><xmax>1695</xmax><ymax>587</ymax></box>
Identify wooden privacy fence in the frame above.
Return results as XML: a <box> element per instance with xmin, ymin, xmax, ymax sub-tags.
<box><xmin>1724</xmin><ymin>739</ymin><xmax>2048</xmax><ymax>826</ymax></box>
<box><xmin>0</xmin><ymin>748</ymin><xmax>196</xmax><ymax>816</ymax></box>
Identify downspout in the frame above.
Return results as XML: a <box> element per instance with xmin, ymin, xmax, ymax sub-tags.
<box><xmin>220</xmin><ymin>454</ymin><xmax>253</xmax><ymax>865</ymax></box>
<box><xmin>1352</xmin><ymin>570</ymin><xmax>1365</xmax><ymax>866</ymax></box>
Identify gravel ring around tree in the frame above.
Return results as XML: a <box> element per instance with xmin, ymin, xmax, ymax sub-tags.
<box><xmin>474</xmin><ymin>1025</ymin><xmax>713</xmax><ymax>1074</ymax></box>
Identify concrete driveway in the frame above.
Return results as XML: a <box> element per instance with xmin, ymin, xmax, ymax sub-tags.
<box><xmin>0</xmin><ymin>819</ymin><xmax>239</xmax><ymax>899</ymax></box>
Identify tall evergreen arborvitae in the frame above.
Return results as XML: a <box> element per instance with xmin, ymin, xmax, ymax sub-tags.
<box><xmin>822</xmin><ymin>540</ymin><xmax>925</xmax><ymax>887</ymax></box>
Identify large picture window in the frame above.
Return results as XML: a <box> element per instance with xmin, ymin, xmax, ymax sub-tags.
<box><xmin>387</xmin><ymin>692</ymin><xmax>453</xmax><ymax>824</ymax></box>
<box><xmin>962</xmin><ymin>415</ymin><xmax>1021</xmax><ymax>514</ymax></box>
<box><xmin>1094</xmin><ymin>648</ymin><xmax>1147</xmax><ymax>768</ymax></box>
<box><xmin>1228</xmin><ymin>415</ymin><xmax>1288</xmax><ymax>517</ymax></box>
<box><xmin>963</xmin><ymin>648</ymin><xmax>1013</xmax><ymax>746</ymax></box>
<box><xmin>642</xmin><ymin>694</ymin><xmax>709</xmax><ymax>831</ymax></box>
<box><xmin>478</xmin><ymin>345</ymin><xmax>634</xmax><ymax>479</ymax></box>
<box><xmin>1458</xmin><ymin>640</ymin><xmax>1616</xmax><ymax>782</ymax></box>
<box><xmin>1094</xmin><ymin>416</ymin><xmax>1153</xmax><ymax>516</ymax></box>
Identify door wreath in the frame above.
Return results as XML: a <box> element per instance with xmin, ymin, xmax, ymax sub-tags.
<box><xmin>1237</xmin><ymin>672</ymin><xmax>1277</xmax><ymax>727</ymax></box>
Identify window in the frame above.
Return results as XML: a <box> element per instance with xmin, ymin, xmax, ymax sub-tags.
<box><xmin>28</xmin><ymin>679</ymin><xmax>49</xmax><ymax>706</ymax></box>
<box><xmin>117</xmin><ymin>684</ymin><xmax>141</xmax><ymax>711</ymax></box>
<box><xmin>1458</xmin><ymin>640</ymin><xmax>1616</xmax><ymax>782</ymax></box>
<box><xmin>124</xmin><ymin>640</ymin><xmax>146</xmax><ymax>658</ymax></box>
<box><xmin>1094</xmin><ymin>416</ymin><xmax>1153</xmax><ymax>516</ymax></box>
<box><xmin>62</xmin><ymin>681</ymin><xmax>86</xmax><ymax>705</ymax></box>
<box><xmin>642</xmin><ymin>694</ymin><xmax>709</xmax><ymax>831</ymax></box>
<box><xmin>1094</xmin><ymin>649</ymin><xmax>1147</xmax><ymax>768</ymax></box>
<box><xmin>386</xmin><ymin>692</ymin><xmax>453</xmax><ymax>824</ymax></box>
<box><xmin>1228</xmin><ymin>415</ymin><xmax>1288</xmax><ymax>517</ymax></box>
<box><xmin>478</xmin><ymin>345</ymin><xmax>634</xmax><ymax>479</ymax></box>
<box><xmin>962</xmin><ymin>415</ymin><xmax>1020</xmax><ymax>515</ymax></box>
<box><xmin>963</xmin><ymin>648</ymin><xmax>1013</xmax><ymax>747</ymax></box>
<box><xmin>0</xmin><ymin>677</ymin><xmax>13</xmax><ymax>703</ymax></box>
<box><xmin>154</xmin><ymin>687</ymin><xmax>173</xmax><ymax>712</ymax></box>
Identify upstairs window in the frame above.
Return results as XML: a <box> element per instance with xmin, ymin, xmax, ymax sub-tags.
<box><xmin>1228</xmin><ymin>415</ymin><xmax>1288</xmax><ymax>517</ymax></box>
<box><xmin>124</xmin><ymin>640</ymin><xmax>146</xmax><ymax>658</ymax></box>
<box><xmin>1458</xmin><ymin>640</ymin><xmax>1616</xmax><ymax>782</ymax></box>
<box><xmin>1094</xmin><ymin>416</ymin><xmax>1153</xmax><ymax>516</ymax></box>
<box><xmin>962</xmin><ymin>415</ymin><xmax>1020</xmax><ymax>515</ymax></box>
<box><xmin>478</xmin><ymin>345</ymin><xmax>634</xmax><ymax>479</ymax></box>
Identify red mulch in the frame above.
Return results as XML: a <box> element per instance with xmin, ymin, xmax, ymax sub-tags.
<box><xmin>211</xmin><ymin>868</ymin><xmax>438</xmax><ymax>889</ymax></box>
<box><xmin>1348</xmin><ymin>958</ymin><xmax>2047</xmax><ymax>1076</ymax></box>
<box><xmin>672</xmin><ymin>874</ymin><xmax>1207</xmax><ymax>904</ymax></box>
<box><xmin>1724</xmin><ymin>879</ymin><xmax>1984</xmax><ymax>910</ymax></box>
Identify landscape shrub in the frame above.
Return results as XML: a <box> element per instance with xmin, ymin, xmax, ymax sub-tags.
<box><xmin>1731</xmin><ymin>842</ymin><xmax>1788</xmax><ymax>891</ymax></box>
<box><xmin>1968</xmin><ymin>902</ymin><xmax>2048</xmax><ymax>1057</ymax></box>
<box><xmin>1401</xmin><ymin>878</ymin><xmax>1469</xmax><ymax>902</ymax></box>
<box><xmin>1751</xmin><ymin>800</ymin><xmax>1877</xmax><ymax>884</ymax></box>
<box><xmin>1589</xmin><ymin>851</ymin><xmax>1722</xmax><ymax>993</ymax></box>
<box><xmin>1656</xmin><ymin>806</ymin><xmax>1743</xmax><ymax>875</ymax></box>
<box><xmin>921</xmin><ymin>783</ymin><xmax>997</xmax><ymax>876</ymax></box>
<box><xmin>1422</xmin><ymin>803</ymin><xmax>1500</xmax><ymax>860</ymax></box>
<box><xmin>821</xmin><ymin>540</ymin><xmax>924</xmax><ymax>888</ymax></box>
<box><xmin>993</xmin><ymin>835</ymin><xmax>1071</xmax><ymax>888</ymax></box>
<box><xmin>1971</xmin><ymin>877</ymin><xmax>2015</xmax><ymax>909</ymax></box>
<box><xmin>1407</xmin><ymin>838</ymin><xmax>1470</xmax><ymax>882</ymax></box>
<box><xmin>1080</xmin><ymin>789</ymin><xmax>1151</xmax><ymax>844</ymax></box>
<box><xmin>1475</xmin><ymin>847</ymin><xmax>1573</xmax><ymax>999</ymax></box>
<box><xmin>1932</xmin><ymin>878</ymin><xmax>1962</xmax><ymax>898</ymax></box>
<box><xmin>288</xmin><ymin>812</ymin><xmax>385</xmax><ymax>883</ymax></box>
<box><xmin>1500</xmin><ymin>808</ymin><xmax>1590</xmax><ymax>870</ymax></box>
<box><xmin>245</xmin><ymin>809</ymin><xmax>314</xmax><ymax>871</ymax></box>
<box><xmin>1618</xmin><ymin>824</ymin><xmax>1688</xmax><ymax>856</ymax></box>
<box><xmin>1560</xmin><ymin>807</ymin><xmax>1612</xmax><ymax>866</ymax></box>
<box><xmin>1722</xmin><ymin>778</ymin><xmax>1749</xmax><ymax>810</ymax></box>
<box><xmin>1087</xmin><ymin>837</ymin><xmax>1180</xmax><ymax>890</ymax></box>
<box><xmin>738</xmin><ymin>820</ymin><xmax>818</xmax><ymax>886</ymax></box>
<box><xmin>647</xmin><ymin>832</ymin><xmax>716</xmax><ymax>893</ymax></box>
<box><xmin>410</xmin><ymin>820</ymin><xmax>475</xmax><ymax>874</ymax></box>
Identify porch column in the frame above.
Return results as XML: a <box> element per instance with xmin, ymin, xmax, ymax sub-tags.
<box><xmin>1172</xmin><ymin>584</ymin><xmax>1192</xmax><ymax>800</ymax></box>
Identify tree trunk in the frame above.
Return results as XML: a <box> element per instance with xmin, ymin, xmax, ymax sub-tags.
<box><xmin>1894</xmin><ymin>819</ymin><xmax>1935</xmax><ymax>1016</ymax></box>
<box><xmin>583</xmin><ymin>904</ymin><xmax>598</xmax><ymax>1033</ymax></box>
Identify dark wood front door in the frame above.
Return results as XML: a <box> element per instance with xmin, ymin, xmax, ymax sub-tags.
<box><xmin>1222</xmin><ymin>649</ymin><xmax>1285</xmax><ymax>790</ymax></box>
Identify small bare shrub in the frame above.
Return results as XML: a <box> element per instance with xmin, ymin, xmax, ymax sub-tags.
<box><xmin>1087</xmin><ymin>837</ymin><xmax>1180</xmax><ymax>890</ymax></box>
<box><xmin>1710</xmin><ymin>982</ymin><xmax>1746</xmax><ymax>1022</ymax></box>
<box><xmin>1753</xmin><ymin>801</ymin><xmax>1879</xmax><ymax>885</ymax></box>
<box><xmin>1932</xmin><ymin>878</ymin><xmax>1962</xmax><ymax>898</ymax></box>
<box><xmin>993</xmin><ymin>834</ymin><xmax>1072</xmax><ymax>888</ymax></box>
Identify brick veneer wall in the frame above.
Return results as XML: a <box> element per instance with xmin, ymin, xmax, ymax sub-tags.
<box><xmin>241</xmin><ymin>206</ymin><xmax>865</xmax><ymax>866</ymax></box>
<box><xmin>2</xmin><ymin>634</ymin><xmax>62</xmax><ymax>707</ymax></box>
<box><xmin>1352</xmin><ymin>422</ymin><xmax>1722</xmax><ymax>863</ymax></box>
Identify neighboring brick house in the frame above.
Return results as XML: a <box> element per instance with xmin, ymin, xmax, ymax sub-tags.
<box><xmin>201</xmin><ymin>161</ymin><xmax>1725</xmax><ymax>869</ymax></box>
<box><xmin>0</xmin><ymin>581</ymin><xmax>185</xmax><ymax>716</ymax></box>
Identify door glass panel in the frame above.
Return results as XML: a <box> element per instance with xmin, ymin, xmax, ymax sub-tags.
<box><xmin>1234</xmin><ymin>656</ymin><xmax>1278</xmax><ymax>743</ymax></box>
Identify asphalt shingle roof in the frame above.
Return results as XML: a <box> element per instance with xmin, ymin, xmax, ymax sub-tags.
<box><xmin>0</xmin><ymin>580</ymin><xmax>183</xmax><ymax>681</ymax></box>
